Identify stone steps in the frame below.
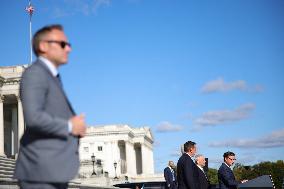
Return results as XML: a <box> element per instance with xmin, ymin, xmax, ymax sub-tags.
<box><xmin>0</xmin><ymin>162</ymin><xmax>15</xmax><ymax>168</ymax></box>
<box><xmin>0</xmin><ymin>165</ymin><xmax>14</xmax><ymax>171</ymax></box>
<box><xmin>0</xmin><ymin>157</ymin><xmax>16</xmax><ymax>180</ymax></box>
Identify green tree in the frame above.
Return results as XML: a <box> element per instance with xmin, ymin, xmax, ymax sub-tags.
<box><xmin>232</xmin><ymin>160</ymin><xmax>284</xmax><ymax>189</ymax></box>
<box><xmin>207</xmin><ymin>168</ymin><xmax>218</xmax><ymax>185</ymax></box>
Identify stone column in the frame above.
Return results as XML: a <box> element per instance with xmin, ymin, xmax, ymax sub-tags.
<box><xmin>148</xmin><ymin>147</ymin><xmax>154</xmax><ymax>174</ymax></box>
<box><xmin>0</xmin><ymin>95</ymin><xmax>5</xmax><ymax>156</ymax></box>
<box><xmin>141</xmin><ymin>144</ymin><xmax>149</xmax><ymax>175</ymax></box>
<box><xmin>125</xmin><ymin>142</ymin><xmax>136</xmax><ymax>176</ymax></box>
<box><xmin>11</xmin><ymin>106</ymin><xmax>18</xmax><ymax>155</ymax></box>
<box><xmin>17</xmin><ymin>96</ymin><xmax>25</xmax><ymax>146</ymax></box>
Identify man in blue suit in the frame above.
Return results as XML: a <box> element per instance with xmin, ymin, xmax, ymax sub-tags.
<box><xmin>218</xmin><ymin>151</ymin><xmax>247</xmax><ymax>189</ymax></box>
<box><xmin>14</xmin><ymin>25</ymin><xmax>87</xmax><ymax>189</ymax></box>
<box><xmin>164</xmin><ymin>161</ymin><xmax>177</xmax><ymax>189</ymax></box>
<box><xmin>177</xmin><ymin>141</ymin><xmax>200</xmax><ymax>189</ymax></box>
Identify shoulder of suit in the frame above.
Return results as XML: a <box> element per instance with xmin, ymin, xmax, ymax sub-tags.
<box><xmin>22</xmin><ymin>61</ymin><xmax>52</xmax><ymax>84</ymax></box>
<box><xmin>24</xmin><ymin>60</ymin><xmax>43</xmax><ymax>71</ymax></box>
<box><xmin>218</xmin><ymin>163</ymin><xmax>225</xmax><ymax>170</ymax></box>
<box><xmin>27</xmin><ymin>60</ymin><xmax>52</xmax><ymax>75</ymax></box>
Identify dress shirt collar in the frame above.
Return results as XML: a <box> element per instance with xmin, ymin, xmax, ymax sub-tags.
<box><xmin>197</xmin><ymin>165</ymin><xmax>204</xmax><ymax>172</ymax></box>
<box><xmin>39</xmin><ymin>56</ymin><xmax>58</xmax><ymax>77</ymax></box>
<box><xmin>224</xmin><ymin>162</ymin><xmax>232</xmax><ymax>169</ymax></box>
<box><xmin>186</xmin><ymin>152</ymin><xmax>195</xmax><ymax>161</ymax></box>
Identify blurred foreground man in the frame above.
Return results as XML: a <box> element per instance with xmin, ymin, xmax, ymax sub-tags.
<box><xmin>177</xmin><ymin>141</ymin><xmax>200</xmax><ymax>189</ymax></box>
<box><xmin>164</xmin><ymin>160</ymin><xmax>177</xmax><ymax>189</ymax></box>
<box><xmin>14</xmin><ymin>24</ymin><xmax>87</xmax><ymax>189</ymax></box>
<box><xmin>218</xmin><ymin>151</ymin><xmax>247</xmax><ymax>189</ymax></box>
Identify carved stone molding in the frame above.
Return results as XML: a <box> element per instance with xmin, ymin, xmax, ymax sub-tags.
<box><xmin>15</xmin><ymin>95</ymin><xmax>21</xmax><ymax>102</ymax></box>
<box><xmin>0</xmin><ymin>76</ymin><xmax>4</xmax><ymax>87</ymax></box>
<box><xmin>3</xmin><ymin>78</ymin><xmax>21</xmax><ymax>85</ymax></box>
<box><xmin>0</xmin><ymin>95</ymin><xmax>4</xmax><ymax>103</ymax></box>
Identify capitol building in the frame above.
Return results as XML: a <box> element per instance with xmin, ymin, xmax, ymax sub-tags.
<box><xmin>79</xmin><ymin>125</ymin><xmax>154</xmax><ymax>179</ymax></box>
<box><xmin>0</xmin><ymin>65</ymin><xmax>156</xmax><ymax>184</ymax></box>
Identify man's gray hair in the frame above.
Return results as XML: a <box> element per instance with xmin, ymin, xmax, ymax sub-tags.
<box><xmin>194</xmin><ymin>154</ymin><xmax>204</xmax><ymax>163</ymax></box>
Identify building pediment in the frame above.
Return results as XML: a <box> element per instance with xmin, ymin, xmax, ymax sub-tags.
<box><xmin>86</xmin><ymin>125</ymin><xmax>154</xmax><ymax>144</ymax></box>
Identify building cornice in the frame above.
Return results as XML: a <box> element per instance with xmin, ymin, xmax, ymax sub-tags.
<box><xmin>85</xmin><ymin>125</ymin><xmax>154</xmax><ymax>150</ymax></box>
<box><xmin>2</xmin><ymin>77</ymin><xmax>21</xmax><ymax>85</ymax></box>
<box><xmin>0</xmin><ymin>76</ymin><xmax>4</xmax><ymax>87</ymax></box>
<box><xmin>85</xmin><ymin>130</ymin><xmax>135</xmax><ymax>138</ymax></box>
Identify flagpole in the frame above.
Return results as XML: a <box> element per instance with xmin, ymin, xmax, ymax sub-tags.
<box><xmin>29</xmin><ymin>10</ymin><xmax>32</xmax><ymax>64</ymax></box>
<box><xmin>26</xmin><ymin>0</ymin><xmax>34</xmax><ymax>64</ymax></box>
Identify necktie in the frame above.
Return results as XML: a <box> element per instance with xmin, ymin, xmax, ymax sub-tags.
<box><xmin>55</xmin><ymin>74</ymin><xmax>75</xmax><ymax>115</ymax></box>
<box><xmin>171</xmin><ymin>169</ymin><xmax>175</xmax><ymax>181</ymax></box>
<box><xmin>56</xmin><ymin>74</ymin><xmax>63</xmax><ymax>87</ymax></box>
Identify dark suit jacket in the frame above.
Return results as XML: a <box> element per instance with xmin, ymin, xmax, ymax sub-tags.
<box><xmin>177</xmin><ymin>153</ymin><xmax>200</xmax><ymax>189</ymax></box>
<box><xmin>164</xmin><ymin>167</ymin><xmax>177</xmax><ymax>189</ymax></box>
<box><xmin>218</xmin><ymin>163</ymin><xmax>238</xmax><ymax>189</ymax></box>
<box><xmin>197</xmin><ymin>167</ymin><xmax>210</xmax><ymax>189</ymax></box>
<box><xmin>14</xmin><ymin>59</ymin><xmax>79</xmax><ymax>183</ymax></box>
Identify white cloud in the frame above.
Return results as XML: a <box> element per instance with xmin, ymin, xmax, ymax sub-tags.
<box><xmin>156</xmin><ymin>121</ymin><xmax>183</xmax><ymax>133</ymax></box>
<box><xmin>91</xmin><ymin>0</ymin><xmax>111</xmax><ymax>14</ymax></box>
<box><xmin>53</xmin><ymin>0</ymin><xmax>111</xmax><ymax>18</ymax></box>
<box><xmin>201</xmin><ymin>78</ymin><xmax>264</xmax><ymax>93</ymax></box>
<box><xmin>194</xmin><ymin>103</ymin><xmax>255</xmax><ymax>127</ymax></box>
<box><xmin>170</xmin><ymin>150</ymin><xmax>182</xmax><ymax>157</ymax></box>
<box><xmin>209</xmin><ymin>128</ymin><xmax>284</xmax><ymax>148</ymax></box>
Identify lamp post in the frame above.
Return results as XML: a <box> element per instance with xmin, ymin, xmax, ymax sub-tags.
<box><xmin>113</xmin><ymin>162</ymin><xmax>118</xmax><ymax>179</ymax></box>
<box><xmin>91</xmin><ymin>153</ymin><xmax>96</xmax><ymax>175</ymax></box>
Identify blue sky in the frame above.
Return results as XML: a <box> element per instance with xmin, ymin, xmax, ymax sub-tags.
<box><xmin>1</xmin><ymin>0</ymin><xmax>284</xmax><ymax>173</ymax></box>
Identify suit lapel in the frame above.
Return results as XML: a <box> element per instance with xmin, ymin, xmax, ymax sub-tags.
<box><xmin>36</xmin><ymin>60</ymin><xmax>76</xmax><ymax>115</ymax></box>
<box><xmin>224</xmin><ymin>163</ymin><xmax>235</xmax><ymax>179</ymax></box>
<box><xmin>198</xmin><ymin>166</ymin><xmax>209</xmax><ymax>181</ymax></box>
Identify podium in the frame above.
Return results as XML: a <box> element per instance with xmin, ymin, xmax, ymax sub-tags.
<box><xmin>238</xmin><ymin>175</ymin><xmax>275</xmax><ymax>189</ymax></box>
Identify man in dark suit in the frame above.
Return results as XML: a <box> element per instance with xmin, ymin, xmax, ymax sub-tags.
<box><xmin>164</xmin><ymin>160</ymin><xmax>177</xmax><ymax>189</ymax></box>
<box><xmin>218</xmin><ymin>151</ymin><xmax>247</xmax><ymax>189</ymax></box>
<box><xmin>14</xmin><ymin>24</ymin><xmax>87</xmax><ymax>189</ymax></box>
<box><xmin>177</xmin><ymin>141</ymin><xmax>200</xmax><ymax>189</ymax></box>
<box><xmin>195</xmin><ymin>154</ymin><xmax>210</xmax><ymax>189</ymax></box>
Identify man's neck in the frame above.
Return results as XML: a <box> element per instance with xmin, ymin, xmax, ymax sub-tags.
<box><xmin>224</xmin><ymin>162</ymin><xmax>231</xmax><ymax>168</ymax></box>
<box><xmin>39</xmin><ymin>56</ymin><xmax>58</xmax><ymax>77</ymax></box>
<box><xmin>40</xmin><ymin>55</ymin><xmax>58</xmax><ymax>68</ymax></box>
<box><xmin>186</xmin><ymin>152</ymin><xmax>194</xmax><ymax>158</ymax></box>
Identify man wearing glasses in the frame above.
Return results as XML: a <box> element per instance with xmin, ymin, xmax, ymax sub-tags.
<box><xmin>14</xmin><ymin>25</ymin><xmax>87</xmax><ymax>189</ymax></box>
<box><xmin>218</xmin><ymin>151</ymin><xmax>247</xmax><ymax>189</ymax></box>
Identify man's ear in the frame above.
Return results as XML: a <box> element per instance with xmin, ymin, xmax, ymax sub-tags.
<box><xmin>38</xmin><ymin>41</ymin><xmax>48</xmax><ymax>54</ymax></box>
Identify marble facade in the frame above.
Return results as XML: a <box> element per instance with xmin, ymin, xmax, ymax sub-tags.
<box><xmin>0</xmin><ymin>65</ymin><xmax>26</xmax><ymax>158</ymax></box>
<box><xmin>79</xmin><ymin>125</ymin><xmax>154</xmax><ymax>179</ymax></box>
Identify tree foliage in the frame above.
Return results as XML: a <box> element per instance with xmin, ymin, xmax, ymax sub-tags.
<box><xmin>208</xmin><ymin>168</ymin><xmax>218</xmax><ymax>184</ymax></box>
<box><xmin>232</xmin><ymin>160</ymin><xmax>284</xmax><ymax>189</ymax></box>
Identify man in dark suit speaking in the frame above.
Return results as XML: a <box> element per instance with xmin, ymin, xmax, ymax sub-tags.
<box><xmin>218</xmin><ymin>151</ymin><xmax>247</xmax><ymax>189</ymax></box>
<box><xmin>177</xmin><ymin>141</ymin><xmax>200</xmax><ymax>189</ymax></box>
<box><xmin>14</xmin><ymin>24</ymin><xmax>87</xmax><ymax>189</ymax></box>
